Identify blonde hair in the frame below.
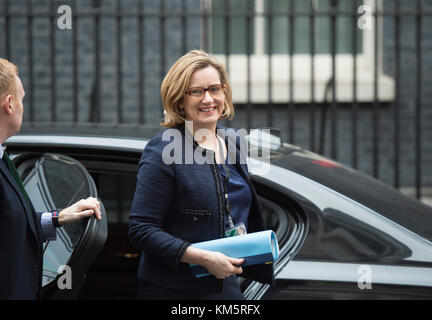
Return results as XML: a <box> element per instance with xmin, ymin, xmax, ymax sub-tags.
<box><xmin>0</xmin><ymin>58</ymin><xmax>18</xmax><ymax>99</ymax></box>
<box><xmin>160</xmin><ymin>50</ymin><xmax>234</xmax><ymax>128</ymax></box>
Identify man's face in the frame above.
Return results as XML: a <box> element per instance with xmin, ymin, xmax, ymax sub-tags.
<box><xmin>10</xmin><ymin>75</ymin><xmax>25</xmax><ymax>134</ymax></box>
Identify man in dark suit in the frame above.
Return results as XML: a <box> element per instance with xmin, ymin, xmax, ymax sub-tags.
<box><xmin>0</xmin><ymin>58</ymin><xmax>102</xmax><ymax>299</ymax></box>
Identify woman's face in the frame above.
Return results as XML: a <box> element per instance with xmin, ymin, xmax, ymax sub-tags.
<box><xmin>182</xmin><ymin>66</ymin><xmax>225</xmax><ymax>131</ymax></box>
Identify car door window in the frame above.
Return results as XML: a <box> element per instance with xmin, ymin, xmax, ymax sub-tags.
<box><xmin>23</xmin><ymin>153</ymin><xmax>107</xmax><ymax>293</ymax></box>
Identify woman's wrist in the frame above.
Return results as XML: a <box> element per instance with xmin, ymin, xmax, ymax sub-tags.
<box><xmin>180</xmin><ymin>246</ymin><xmax>212</xmax><ymax>267</ymax></box>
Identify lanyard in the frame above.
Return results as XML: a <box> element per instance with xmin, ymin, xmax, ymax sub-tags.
<box><xmin>216</xmin><ymin>136</ymin><xmax>235</xmax><ymax>229</ymax></box>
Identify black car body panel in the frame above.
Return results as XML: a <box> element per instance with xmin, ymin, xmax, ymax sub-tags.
<box><xmin>272</xmin><ymin>150</ymin><xmax>432</xmax><ymax>243</ymax></box>
<box><xmin>5</xmin><ymin>129</ymin><xmax>432</xmax><ymax>299</ymax></box>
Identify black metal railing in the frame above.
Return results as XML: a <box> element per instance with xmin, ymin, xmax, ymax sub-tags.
<box><xmin>0</xmin><ymin>0</ymin><xmax>430</xmax><ymax>201</ymax></box>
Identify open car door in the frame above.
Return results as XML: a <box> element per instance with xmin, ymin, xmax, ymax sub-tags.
<box><xmin>22</xmin><ymin>153</ymin><xmax>108</xmax><ymax>299</ymax></box>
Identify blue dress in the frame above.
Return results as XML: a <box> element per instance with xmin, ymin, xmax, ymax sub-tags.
<box><xmin>217</xmin><ymin>162</ymin><xmax>252</xmax><ymax>232</ymax></box>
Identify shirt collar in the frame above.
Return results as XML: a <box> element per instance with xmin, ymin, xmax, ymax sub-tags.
<box><xmin>0</xmin><ymin>144</ymin><xmax>4</xmax><ymax>159</ymax></box>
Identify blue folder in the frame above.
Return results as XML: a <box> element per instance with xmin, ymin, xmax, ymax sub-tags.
<box><xmin>189</xmin><ymin>230</ymin><xmax>279</xmax><ymax>278</ymax></box>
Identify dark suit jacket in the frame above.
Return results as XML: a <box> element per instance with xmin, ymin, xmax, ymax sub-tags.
<box><xmin>129</xmin><ymin>125</ymin><xmax>274</xmax><ymax>293</ymax></box>
<box><xmin>0</xmin><ymin>158</ymin><xmax>43</xmax><ymax>299</ymax></box>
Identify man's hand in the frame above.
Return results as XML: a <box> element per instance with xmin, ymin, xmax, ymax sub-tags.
<box><xmin>58</xmin><ymin>197</ymin><xmax>102</xmax><ymax>226</ymax></box>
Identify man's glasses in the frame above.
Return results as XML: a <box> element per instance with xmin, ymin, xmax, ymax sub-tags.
<box><xmin>185</xmin><ymin>84</ymin><xmax>225</xmax><ymax>99</ymax></box>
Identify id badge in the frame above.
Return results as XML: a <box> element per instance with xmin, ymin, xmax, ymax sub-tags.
<box><xmin>224</xmin><ymin>223</ymin><xmax>247</xmax><ymax>238</ymax></box>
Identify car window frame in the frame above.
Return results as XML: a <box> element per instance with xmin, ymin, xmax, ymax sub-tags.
<box><xmin>14</xmin><ymin>152</ymin><xmax>108</xmax><ymax>299</ymax></box>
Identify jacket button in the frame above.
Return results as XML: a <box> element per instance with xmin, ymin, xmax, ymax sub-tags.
<box><xmin>193</xmin><ymin>217</ymin><xmax>198</xmax><ymax>222</ymax></box>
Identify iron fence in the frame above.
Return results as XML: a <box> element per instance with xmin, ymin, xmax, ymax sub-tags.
<box><xmin>0</xmin><ymin>0</ymin><xmax>431</xmax><ymax>200</ymax></box>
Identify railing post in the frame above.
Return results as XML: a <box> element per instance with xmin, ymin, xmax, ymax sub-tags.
<box><xmin>352</xmin><ymin>0</ymin><xmax>359</xmax><ymax>169</ymax></box>
<box><xmin>50</xmin><ymin>0</ymin><xmax>57</xmax><ymax>122</ymax></box>
<box><xmin>27</xmin><ymin>0</ymin><xmax>34</xmax><ymax>122</ymax></box>
<box><xmin>267</xmin><ymin>0</ymin><xmax>273</xmax><ymax>127</ymax></box>
<box><xmin>90</xmin><ymin>0</ymin><xmax>101</xmax><ymax>123</ymax></box>
<box><xmin>117</xmin><ymin>0</ymin><xmax>123</xmax><ymax>124</ymax></box>
<box><xmin>5</xmin><ymin>0</ymin><xmax>10</xmax><ymax>60</ymax></box>
<box><xmin>310</xmin><ymin>0</ymin><xmax>316</xmax><ymax>153</ymax></box>
<box><xmin>394</xmin><ymin>0</ymin><xmax>401</xmax><ymax>189</ymax></box>
<box><xmin>201</xmin><ymin>0</ymin><xmax>210</xmax><ymax>52</ymax></box>
<box><xmin>373</xmin><ymin>0</ymin><xmax>379</xmax><ymax>178</ymax></box>
<box><xmin>330</xmin><ymin>0</ymin><xmax>338</xmax><ymax>161</ymax></box>
<box><xmin>138</xmin><ymin>0</ymin><xmax>145</xmax><ymax>124</ymax></box>
<box><xmin>288</xmin><ymin>0</ymin><xmax>295</xmax><ymax>145</ymax></box>
<box><xmin>415</xmin><ymin>0</ymin><xmax>423</xmax><ymax>199</ymax></box>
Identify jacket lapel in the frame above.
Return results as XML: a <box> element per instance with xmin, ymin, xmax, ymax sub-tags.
<box><xmin>0</xmin><ymin>159</ymin><xmax>39</xmax><ymax>240</ymax></box>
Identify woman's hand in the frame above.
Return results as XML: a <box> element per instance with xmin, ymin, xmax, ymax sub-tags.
<box><xmin>202</xmin><ymin>251</ymin><xmax>244</xmax><ymax>279</ymax></box>
<box><xmin>181</xmin><ymin>246</ymin><xmax>244</xmax><ymax>279</ymax></box>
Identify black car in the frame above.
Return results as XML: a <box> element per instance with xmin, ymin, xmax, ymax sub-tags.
<box><xmin>4</xmin><ymin>124</ymin><xmax>432</xmax><ymax>300</ymax></box>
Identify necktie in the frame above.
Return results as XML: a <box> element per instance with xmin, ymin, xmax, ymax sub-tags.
<box><xmin>2</xmin><ymin>151</ymin><xmax>32</xmax><ymax>210</ymax></box>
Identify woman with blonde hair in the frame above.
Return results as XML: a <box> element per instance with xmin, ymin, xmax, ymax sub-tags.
<box><xmin>129</xmin><ymin>50</ymin><xmax>274</xmax><ymax>299</ymax></box>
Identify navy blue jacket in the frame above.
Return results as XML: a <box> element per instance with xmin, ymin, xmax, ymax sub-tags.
<box><xmin>0</xmin><ymin>158</ymin><xmax>43</xmax><ymax>299</ymax></box>
<box><xmin>128</xmin><ymin>125</ymin><xmax>274</xmax><ymax>293</ymax></box>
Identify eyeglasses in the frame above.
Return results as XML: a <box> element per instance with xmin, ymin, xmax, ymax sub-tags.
<box><xmin>185</xmin><ymin>84</ymin><xmax>225</xmax><ymax>99</ymax></box>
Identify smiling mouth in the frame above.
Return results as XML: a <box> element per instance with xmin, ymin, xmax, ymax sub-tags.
<box><xmin>199</xmin><ymin>106</ymin><xmax>217</xmax><ymax>113</ymax></box>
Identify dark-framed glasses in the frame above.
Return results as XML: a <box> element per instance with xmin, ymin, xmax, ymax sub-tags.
<box><xmin>185</xmin><ymin>84</ymin><xmax>225</xmax><ymax>99</ymax></box>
